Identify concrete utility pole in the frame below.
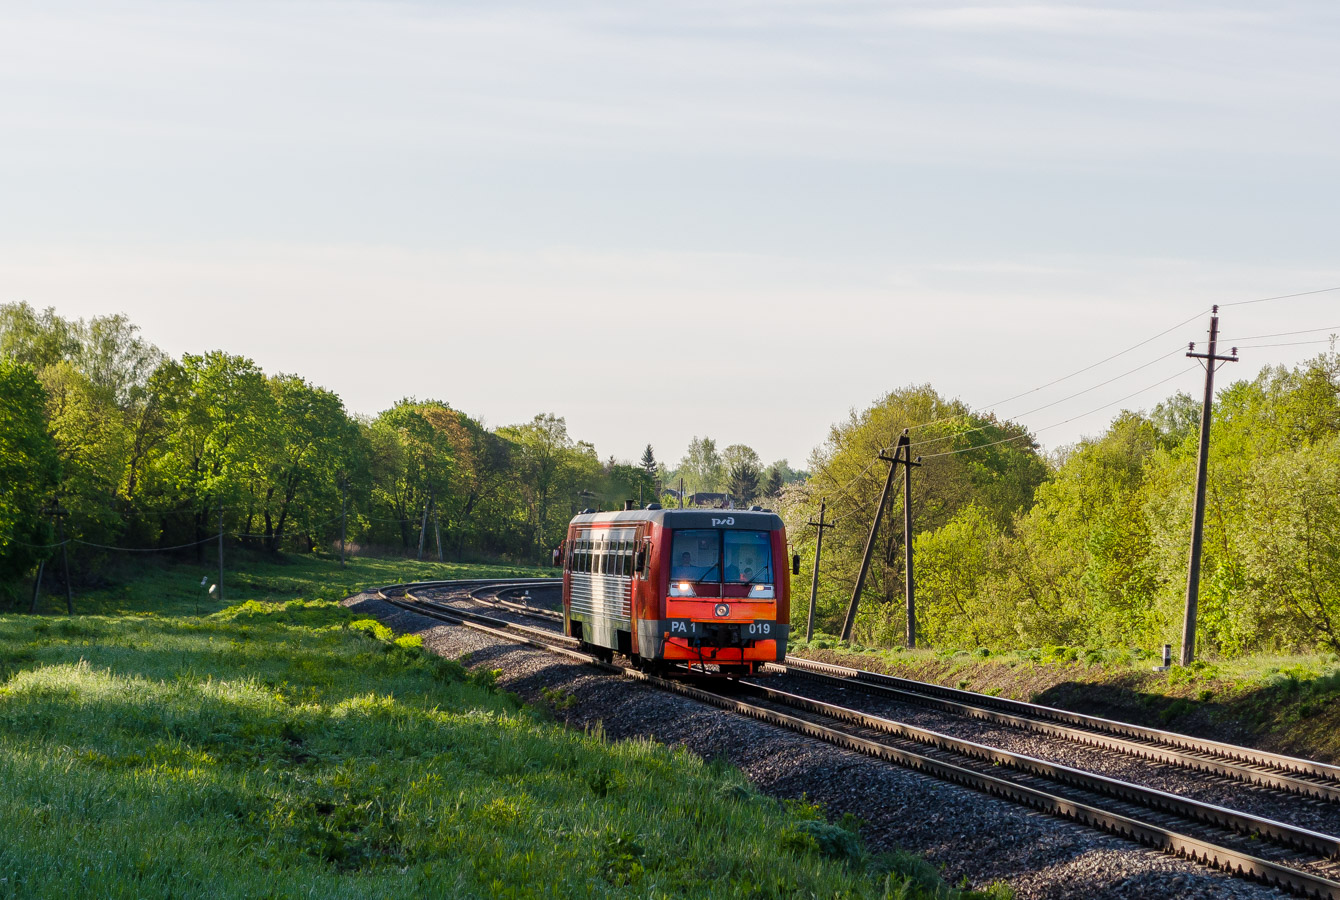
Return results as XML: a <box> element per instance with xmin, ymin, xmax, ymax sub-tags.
<box><xmin>678</xmin><ymin>477</ymin><xmax>684</xmax><ymax>509</ymax></box>
<box><xmin>898</xmin><ymin>448</ymin><xmax>923</xmax><ymax>649</ymax></box>
<box><xmin>806</xmin><ymin>499</ymin><xmax>836</xmax><ymax>642</ymax></box>
<box><xmin>1181</xmin><ymin>306</ymin><xmax>1238</xmax><ymax>666</ymax></box>
<box><xmin>433</xmin><ymin>505</ymin><xmax>443</xmax><ymax>562</ymax></box>
<box><xmin>840</xmin><ymin>431</ymin><xmax>908</xmax><ymax>642</ymax></box>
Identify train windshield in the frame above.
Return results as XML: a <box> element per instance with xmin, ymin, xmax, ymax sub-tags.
<box><xmin>669</xmin><ymin>530</ymin><xmax>772</xmax><ymax>584</ymax></box>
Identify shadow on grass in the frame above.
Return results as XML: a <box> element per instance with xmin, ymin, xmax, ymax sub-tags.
<box><xmin>1031</xmin><ymin>669</ymin><xmax>1340</xmax><ymax>756</ymax></box>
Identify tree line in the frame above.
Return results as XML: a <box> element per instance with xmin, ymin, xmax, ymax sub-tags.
<box><xmin>663</xmin><ymin>437</ymin><xmax>805</xmax><ymax>506</ymax></box>
<box><xmin>785</xmin><ymin>349</ymin><xmax>1340</xmax><ymax>656</ymax></box>
<box><xmin>0</xmin><ymin>304</ymin><xmax>670</xmax><ymax>605</ymax></box>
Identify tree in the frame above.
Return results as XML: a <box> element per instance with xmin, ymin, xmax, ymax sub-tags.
<box><xmin>640</xmin><ymin>444</ymin><xmax>657</xmax><ymax>477</ymax></box>
<box><xmin>0</xmin><ymin>359</ymin><xmax>59</xmax><ymax>597</ymax></box>
<box><xmin>39</xmin><ymin>360</ymin><xmax>131</xmax><ymax>545</ymax></box>
<box><xmin>1241</xmin><ymin>437</ymin><xmax>1340</xmax><ymax>652</ymax></box>
<box><xmin>257</xmin><ymin>374</ymin><xmax>359</xmax><ymax>552</ymax></box>
<box><xmin>152</xmin><ymin>352</ymin><xmax>278</xmax><ymax>554</ymax></box>
<box><xmin>679</xmin><ymin>436</ymin><xmax>723</xmax><ymax>493</ymax></box>
<box><xmin>367</xmin><ymin>400</ymin><xmax>457</xmax><ymax>552</ymax></box>
<box><xmin>796</xmin><ymin>383</ymin><xmax>1047</xmax><ymax>642</ymax></box>
<box><xmin>0</xmin><ymin>303</ymin><xmax>78</xmax><ymax>371</ymax></box>
<box><xmin>727</xmin><ymin>461</ymin><xmax>760</xmax><ymax>507</ymax></box>
<box><xmin>763</xmin><ymin>468</ymin><xmax>784</xmax><ymax>499</ymax></box>
<box><xmin>721</xmin><ymin>444</ymin><xmax>761</xmax><ymax>476</ymax></box>
<box><xmin>71</xmin><ymin>313</ymin><xmax>164</xmax><ymax>408</ymax></box>
<box><xmin>498</xmin><ymin>414</ymin><xmax>599</xmax><ymax>552</ymax></box>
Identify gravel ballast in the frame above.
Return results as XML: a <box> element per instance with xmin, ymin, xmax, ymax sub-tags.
<box><xmin>345</xmin><ymin>590</ymin><xmax>1291</xmax><ymax>899</ymax></box>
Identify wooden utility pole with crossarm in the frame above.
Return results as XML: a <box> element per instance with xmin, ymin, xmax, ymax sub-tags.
<box><xmin>1181</xmin><ymin>305</ymin><xmax>1238</xmax><ymax>666</ymax></box>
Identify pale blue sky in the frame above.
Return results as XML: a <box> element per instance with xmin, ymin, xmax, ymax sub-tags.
<box><xmin>2</xmin><ymin>1</ymin><xmax>1337</xmax><ymax>467</ymax></box>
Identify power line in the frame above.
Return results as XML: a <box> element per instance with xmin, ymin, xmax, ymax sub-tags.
<box><xmin>908</xmin><ymin>344</ymin><xmax>1188</xmax><ymax>450</ymax></box>
<box><xmin>908</xmin><ymin>307</ymin><xmax>1211</xmax><ymax>434</ymax></box>
<box><xmin>920</xmin><ymin>365</ymin><xmax>1200</xmax><ymax>460</ymax></box>
<box><xmin>1219</xmin><ymin>325</ymin><xmax>1340</xmax><ymax>342</ymax></box>
<box><xmin>1221</xmin><ymin>285</ymin><xmax>1340</xmax><ymax>307</ymax></box>
<box><xmin>73</xmin><ymin>534</ymin><xmax>225</xmax><ymax>552</ymax></box>
<box><xmin>1233</xmin><ymin>338</ymin><xmax>1337</xmax><ymax>350</ymax></box>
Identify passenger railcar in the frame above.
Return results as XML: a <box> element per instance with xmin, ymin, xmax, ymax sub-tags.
<box><xmin>557</xmin><ymin>506</ymin><xmax>793</xmax><ymax>674</ymax></box>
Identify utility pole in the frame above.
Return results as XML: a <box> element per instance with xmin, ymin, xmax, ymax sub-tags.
<box><xmin>1181</xmin><ymin>306</ymin><xmax>1238</xmax><ymax>666</ymax></box>
<box><xmin>418</xmin><ymin>492</ymin><xmax>431</xmax><ymax>561</ymax></box>
<box><xmin>678</xmin><ymin>477</ymin><xmax>684</xmax><ymax>509</ymax></box>
<box><xmin>433</xmin><ymin>504</ymin><xmax>443</xmax><ymax>562</ymax></box>
<box><xmin>55</xmin><ymin>505</ymin><xmax>72</xmax><ymax>615</ymax></box>
<box><xmin>29</xmin><ymin>558</ymin><xmax>45</xmax><ymax>614</ymax></box>
<box><xmin>840</xmin><ymin>432</ymin><xmax>908</xmax><ymax>642</ymax></box>
<box><xmin>339</xmin><ymin>477</ymin><xmax>348</xmax><ymax>568</ymax></box>
<box><xmin>806</xmin><ymin>499</ymin><xmax>837</xmax><ymax>642</ymax></box>
<box><xmin>30</xmin><ymin>503</ymin><xmax>51</xmax><ymax>613</ymax></box>
<box><xmin>218</xmin><ymin>502</ymin><xmax>225</xmax><ymax>604</ymax></box>
<box><xmin>898</xmin><ymin>448</ymin><xmax>923</xmax><ymax>649</ymax></box>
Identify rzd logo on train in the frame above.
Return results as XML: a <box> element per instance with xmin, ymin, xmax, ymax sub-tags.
<box><xmin>711</xmin><ymin>517</ymin><xmax>734</xmax><ymax>526</ymax></box>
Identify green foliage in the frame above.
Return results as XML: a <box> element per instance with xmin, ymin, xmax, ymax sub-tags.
<box><xmin>496</xmin><ymin>413</ymin><xmax>601</xmax><ymax>551</ymax></box>
<box><xmin>801</xmin><ymin>350</ymin><xmax>1340</xmax><ymax>658</ymax></box>
<box><xmin>727</xmin><ymin>460</ymin><xmax>761</xmax><ymax>507</ymax></box>
<box><xmin>0</xmin><ymin>358</ymin><xmax>59</xmax><ymax>590</ymax></box>
<box><xmin>678</xmin><ymin>435</ymin><xmax>724</xmax><ymax>494</ymax></box>
<box><xmin>0</xmin><ymin>303</ymin><xmax>691</xmax><ymax>598</ymax></box>
<box><xmin>788</xmin><ymin>384</ymin><xmax>1048</xmax><ymax>645</ymax></box>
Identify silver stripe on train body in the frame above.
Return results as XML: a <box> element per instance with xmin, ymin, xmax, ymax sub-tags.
<box><xmin>569</xmin><ymin>573</ymin><xmax>632</xmax><ymax>623</ymax></box>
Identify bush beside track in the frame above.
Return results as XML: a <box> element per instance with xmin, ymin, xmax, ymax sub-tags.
<box><xmin>0</xmin><ymin>556</ymin><xmax>1008</xmax><ymax>899</ymax></box>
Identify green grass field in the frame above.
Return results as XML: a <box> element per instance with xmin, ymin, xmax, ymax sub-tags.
<box><xmin>1</xmin><ymin>554</ymin><xmax>1009</xmax><ymax>899</ymax></box>
<box><xmin>51</xmin><ymin>551</ymin><xmax>548</xmax><ymax>617</ymax></box>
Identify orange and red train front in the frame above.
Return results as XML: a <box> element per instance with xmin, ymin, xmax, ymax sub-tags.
<box><xmin>636</xmin><ymin>510</ymin><xmax>791</xmax><ymax>671</ymax></box>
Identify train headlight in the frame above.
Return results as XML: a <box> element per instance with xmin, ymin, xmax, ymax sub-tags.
<box><xmin>670</xmin><ymin>581</ymin><xmax>696</xmax><ymax>597</ymax></box>
<box><xmin>750</xmin><ymin>583</ymin><xmax>775</xmax><ymax>599</ymax></box>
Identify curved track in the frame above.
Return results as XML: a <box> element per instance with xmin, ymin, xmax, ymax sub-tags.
<box><xmin>373</xmin><ymin>578</ymin><xmax>1340</xmax><ymax>899</ymax></box>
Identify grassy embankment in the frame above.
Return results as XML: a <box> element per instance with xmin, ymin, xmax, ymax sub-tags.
<box><xmin>1</xmin><ymin>554</ymin><xmax>1008</xmax><ymax>899</ymax></box>
<box><xmin>792</xmin><ymin>633</ymin><xmax>1340</xmax><ymax>763</ymax></box>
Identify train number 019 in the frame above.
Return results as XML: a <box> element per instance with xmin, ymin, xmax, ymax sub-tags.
<box><xmin>748</xmin><ymin>623</ymin><xmax>772</xmax><ymax>635</ymax></box>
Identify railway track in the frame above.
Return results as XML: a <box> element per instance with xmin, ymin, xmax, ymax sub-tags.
<box><xmin>373</xmin><ymin>579</ymin><xmax>1340</xmax><ymax>899</ymax></box>
<box><xmin>772</xmin><ymin>656</ymin><xmax>1340</xmax><ymax>802</ymax></box>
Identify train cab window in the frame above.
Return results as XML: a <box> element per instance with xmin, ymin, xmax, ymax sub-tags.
<box><xmin>669</xmin><ymin>530</ymin><xmax>721</xmax><ymax>582</ymax></box>
<box><xmin>724</xmin><ymin>531</ymin><xmax>773</xmax><ymax>584</ymax></box>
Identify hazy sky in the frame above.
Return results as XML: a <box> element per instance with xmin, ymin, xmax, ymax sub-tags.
<box><xmin>2</xmin><ymin>1</ymin><xmax>1337</xmax><ymax>468</ymax></box>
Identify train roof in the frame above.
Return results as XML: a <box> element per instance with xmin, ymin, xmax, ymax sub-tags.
<box><xmin>569</xmin><ymin>507</ymin><xmax>785</xmax><ymax>531</ymax></box>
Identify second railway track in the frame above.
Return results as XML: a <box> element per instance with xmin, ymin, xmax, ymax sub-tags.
<box><xmin>376</xmin><ymin>579</ymin><xmax>1340</xmax><ymax>899</ymax></box>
